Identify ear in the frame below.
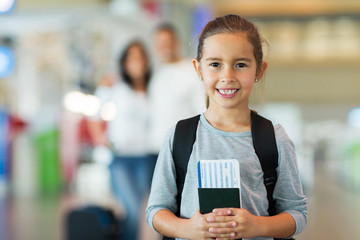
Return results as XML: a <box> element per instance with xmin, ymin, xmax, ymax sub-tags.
<box><xmin>256</xmin><ymin>61</ymin><xmax>268</xmax><ymax>80</ymax></box>
<box><xmin>192</xmin><ymin>58</ymin><xmax>202</xmax><ymax>80</ymax></box>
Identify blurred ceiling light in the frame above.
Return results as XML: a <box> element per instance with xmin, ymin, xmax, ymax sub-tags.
<box><xmin>63</xmin><ymin>91</ymin><xmax>85</xmax><ymax>114</ymax></box>
<box><xmin>304</xmin><ymin>19</ymin><xmax>331</xmax><ymax>58</ymax></box>
<box><xmin>333</xmin><ymin>18</ymin><xmax>359</xmax><ymax>56</ymax></box>
<box><xmin>82</xmin><ymin>95</ymin><xmax>100</xmax><ymax>117</ymax></box>
<box><xmin>348</xmin><ymin>108</ymin><xmax>360</xmax><ymax>129</ymax></box>
<box><xmin>100</xmin><ymin>101</ymin><xmax>117</xmax><ymax>121</ymax></box>
<box><xmin>63</xmin><ymin>91</ymin><xmax>100</xmax><ymax>117</ymax></box>
<box><xmin>0</xmin><ymin>0</ymin><xmax>15</xmax><ymax>14</ymax></box>
<box><xmin>109</xmin><ymin>0</ymin><xmax>139</xmax><ymax>16</ymax></box>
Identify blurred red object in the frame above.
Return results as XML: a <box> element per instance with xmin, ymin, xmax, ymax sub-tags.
<box><xmin>9</xmin><ymin>114</ymin><xmax>27</xmax><ymax>139</ymax></box>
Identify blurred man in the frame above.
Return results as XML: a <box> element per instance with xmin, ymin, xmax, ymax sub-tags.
<box><xmin>147</xmin><ymin>23</ymin><xmax>206</xmax><ymax>158</ymax></box>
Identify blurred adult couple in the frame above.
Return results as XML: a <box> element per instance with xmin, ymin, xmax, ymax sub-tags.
<box><xmin>89</xmin><ymin>23</ymin><xmax>205</xmax><ymax>240</ymax></box>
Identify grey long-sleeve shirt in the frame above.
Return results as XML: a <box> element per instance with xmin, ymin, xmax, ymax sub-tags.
<box><xmin>146</xmin><ymin>114</ymin><xmax>307</xmax><ymax>240</ymax></box>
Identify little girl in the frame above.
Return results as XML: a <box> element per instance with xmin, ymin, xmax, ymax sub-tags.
<box><xmin>146</xmin><ymin>14</ymin><xmax>307</xmax><ymax>240</ymax></box>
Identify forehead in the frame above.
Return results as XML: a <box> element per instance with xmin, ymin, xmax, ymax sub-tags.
<box><xmin>202</xmin><ymin>33</ymin><xmax>254</xmax><ymax>59</ymax></box>
<box><xmin>155</xmin><ymin>29</ymin><xmax>176</xmax><ymax>41</ymax></box>
<box><xmin>127</xmin><ymin>44</ymin><xmax>144</xmax><ymax>55</ymax></box>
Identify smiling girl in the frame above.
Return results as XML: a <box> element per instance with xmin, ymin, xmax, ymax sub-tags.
<box><xmin>146</xmin><ymin>14</ymin><xmax>307</xmax><ymax>240</ymax></box>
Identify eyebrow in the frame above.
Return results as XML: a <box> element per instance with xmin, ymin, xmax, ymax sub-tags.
<box><xmin>205</xmin><ymin>57</ymin><xmax>252</xmax><ymax>62</ymax></box>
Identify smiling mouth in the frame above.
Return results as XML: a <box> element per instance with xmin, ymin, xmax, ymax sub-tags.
<box><xmin>216</xmin><ymin>88</ymin><xmax>239</xmax><ymax>97</ymax></box>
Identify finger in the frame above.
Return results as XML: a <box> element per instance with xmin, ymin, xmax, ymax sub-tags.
<box><xmin>213</xmin><ymin>208</ymin><xmax>232</xmax><ymax>215</ymax></box>
<box><xmin>207</xmin><ymin>215</ymin><xmax>234</xmax><ymax>223</ymax></box>
<box><xmin>208</xmin><ymin>221</ymin><xmax>237</xmax><ymax>228</ymax></box>
<box><xmin>207</xmin><ymin>232</ymin><xmax>234</xmax><ymax>240</ymax></box>
<box><xmin>209</xmin><ymin>229</ymin><xmax>237</xmax><ymax>239</ymax></box>
<box><xmin>209</xmin><ymin>226</ymin><xmax>238</xmax><ymax>235</ymax></box>
<box><xmin>216</xmin><ymin>232</ymin><xmax>237</xmax><ymax>239</ymax></box>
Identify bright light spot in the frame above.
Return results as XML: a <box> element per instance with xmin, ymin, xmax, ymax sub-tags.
<box><xmin>63</xmin><ymin>91</ymin><xmax>85</xmax><ymax>114</ymax></box>
<box><xmin>0</xmin><ymin>0</ymin><xmax>15</xmax><ymax>13</ymax></box>
<box><xmin>348</xmin><ymin>107</ymin><xmax>360</xmax><ymax>128</ymax></box>
<box><xmin>63</xmin><ymin>91</ymin><xmax>100</xmax><ymax>117</ymax></box>
<box><xmin>100</xmin><ymin>101</ymin><xmax>117</xmax><ymax>121</ymax></box>
<box><xmin>82</xmin><ymin>95</ymin><xmax>100</xmax><ymax>117</ymax></box>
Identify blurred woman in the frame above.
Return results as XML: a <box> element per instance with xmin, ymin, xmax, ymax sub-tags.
<box><xmin>91</xmin><ymin>40</ymin><xmax>154</xmax><ymax>240</ymax></box>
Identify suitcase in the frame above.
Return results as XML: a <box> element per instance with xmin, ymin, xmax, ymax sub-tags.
<box><xmin>66</xmin><ymin>205</ymin><xmax>120</xmax><ymax>240</ymax></box>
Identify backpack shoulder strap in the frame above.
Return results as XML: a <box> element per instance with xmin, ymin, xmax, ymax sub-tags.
<box><xmin>250</xmin><ymin>110</ymin><xmax>279</xmax><ymax>216</ymax></box>
<box><xmin>163</xmin><ymin>115</ymin><xmax>200</xmax><ymax>240</ymax></box>
<box><xmin>172</xmin><ymin>114</ymin><xmax>201</xmax><ymax>216</ymax></box>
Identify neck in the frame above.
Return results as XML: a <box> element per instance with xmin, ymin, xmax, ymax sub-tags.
<box><xmin>132</xmin><ymin>79</ymin><xmax>146</xmax><ymax>92</ymax></box>
<box><xmin>165</xmin><ymin>56</ymin><xmax>182</xmax><ymax>64</ymax></box>
<box><xmin>204</xmin><ymin>105</ymin><xmax>251</xmax><ymax>132</ymax></box>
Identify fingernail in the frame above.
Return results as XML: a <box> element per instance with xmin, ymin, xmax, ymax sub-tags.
<box><xmin>232</xmin><ymin>221</ymin><xmax>237</xmax><ymax>227</ymax></box>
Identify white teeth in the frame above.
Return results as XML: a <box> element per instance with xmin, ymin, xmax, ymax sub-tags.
<box><xmin>219</xmin><ymin>89</ymin><xmax>237</xmax><ymax>95</ymax></box>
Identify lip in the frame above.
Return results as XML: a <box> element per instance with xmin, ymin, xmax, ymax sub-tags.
<box><xmin>216</xmin><ymin>88</ymin><xmax>239</xmax><ymax>98</ymax></box>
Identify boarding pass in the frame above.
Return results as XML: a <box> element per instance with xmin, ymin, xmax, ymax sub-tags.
<box><xmin>197</xmin><ymin>159</ymin><xmax>241</xmax><ymax>189</ymax></box>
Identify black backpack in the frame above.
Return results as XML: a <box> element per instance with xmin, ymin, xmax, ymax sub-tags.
<box><xmin>163</xmin><ymin>111</ymin><xmax>287</xmax><ymax>240</ymax></box>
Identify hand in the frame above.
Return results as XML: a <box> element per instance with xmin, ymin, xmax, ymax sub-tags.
<box><xmin>185</xmin><ymin>209</ymin><xmax>238</xmax><ymax>240</ymax></box>
<box><xmin>207</xmin><ymin>208</ymin><xmax>264</xmax><ymax>239</ymax></box>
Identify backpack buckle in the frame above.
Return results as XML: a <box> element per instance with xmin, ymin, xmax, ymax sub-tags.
<box><xmin>264</xmin><ymin>170</ymin><xmax>277</xmax><ymax>187</ymax></box>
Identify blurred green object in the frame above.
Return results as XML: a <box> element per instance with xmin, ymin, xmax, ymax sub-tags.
<box><xmin>34</xmin><ymin>128</ymin><xmax>62</xmax><ymax>194</ymax></box>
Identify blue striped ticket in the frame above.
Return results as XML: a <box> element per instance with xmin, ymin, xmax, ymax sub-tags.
<box><xmin>197</xmin><ymin>159</ymin><xmax>241</xmax><ymax>189</ymax></box>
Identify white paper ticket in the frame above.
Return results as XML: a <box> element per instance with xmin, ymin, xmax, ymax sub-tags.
<box><xmin>198</xmin><ymin>159</ymin><xmax>241</xmax><ymax>189</ymax></box>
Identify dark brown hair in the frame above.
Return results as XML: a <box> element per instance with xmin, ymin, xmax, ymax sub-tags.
<box><xmin>119</xmin><ymin>40</ymin><xmax>151</xmax><ymax>90</ymax></box>
<box><xmin>196</xmin><ymin>14</ymin><xmax>265</xmax><ymax>74</ymax></box>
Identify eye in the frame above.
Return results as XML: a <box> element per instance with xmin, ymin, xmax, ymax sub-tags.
<box><xmin>236</xmin><ymin>63</ymin><xmax>247</xmax><ymax>68</ymax></box>
<box><xmin>210</xmin><ymin>62</ymin><xmax>221</xmax><ymax>68</ymax></box>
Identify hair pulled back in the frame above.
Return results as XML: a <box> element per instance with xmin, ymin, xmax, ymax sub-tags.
<box><xmin>119</xmin><ymin>41</ymin><xmax>151</xmax><ymax>89</ymax></box>
<box><xmin>197</xmin><ymin>14</ymin><xmax>265</xmax><ymax>73</ymax></box>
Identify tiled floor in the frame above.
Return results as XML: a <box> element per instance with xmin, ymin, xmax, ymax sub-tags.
<box><xmin>296</xmin><ymin>161</ymin><xmax>360</xmax><ymax>240</ymax></box>
<box><xmin>1</xmin><ymin>160</ymin><xmax>360</xmax><ymax>240</ymax></box>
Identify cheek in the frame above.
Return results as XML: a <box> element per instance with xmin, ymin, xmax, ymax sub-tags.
<box><xmin>200</xmin><ymin>70</ymin><xmax>217</xmax><ymax>84</ymax></box>
<box><xmin>201</xmin><ymin>73</ymin><xmax>217</xmax><ymax>91</ymax></box>
<box><xmin>242</xmin><ymin>78</ymin><xmax>255</xmax><ymax>88</ymax></box>
<box><xmin>128</xmin><ymin>59</ymin><xmax>146</xmax><ymax>73</ymax></box>
<box><xmin>239</xmin><ymin>80</ymin><xmax>254</xmax><ymax>94</ymax></box>
<box><xmin>201</xmin><ymin>80</ymin><xmax>216</xmax><ymax>98</ymax></box>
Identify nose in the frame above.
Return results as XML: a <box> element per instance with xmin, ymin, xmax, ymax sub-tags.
<box><xmin>220</xmin><ymin>66</ymin><xmax>235</xmax><ymax>83</ymax></box>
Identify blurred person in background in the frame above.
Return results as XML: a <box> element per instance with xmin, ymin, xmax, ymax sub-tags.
<box><xmin>147</xmin><ymin>23</ymin><xmax>206</xmax><ymax>160</ymax></box>
<box><xmin>89</xmin><ymin>40</ymin><xmax>154</xmax><ymax>240</ymax></box>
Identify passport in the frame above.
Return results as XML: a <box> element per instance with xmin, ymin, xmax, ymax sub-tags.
<box><xmin>197</xmin><ymin>160</ymin><xmax>242</xmax><ymax>240</ymax></box>
<box><xmin>198</xmin><ymin>188</ymin><xmax>240</xmax><ymax>214</ymax></box>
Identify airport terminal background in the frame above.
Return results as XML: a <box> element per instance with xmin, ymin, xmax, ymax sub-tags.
<box><xmin>1</xmin><ymin>0</ymin><xmax>360</xmax><ymax>239</ymax></box>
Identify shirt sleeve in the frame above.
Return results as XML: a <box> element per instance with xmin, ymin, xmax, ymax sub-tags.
<box><xmin>273</xmin><ymin>124</ymin><xmax>308</xmax><ymax>236</ymax></box>
<box><xmin>145</xmin><ymin>125</ymin><xmax>178</xmax><ymax>230</ymax></box>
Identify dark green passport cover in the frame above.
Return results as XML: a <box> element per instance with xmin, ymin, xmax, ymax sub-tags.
<box><xmin>198</xmin><ymin>188</ymin><xmax>240</xmax><ymax>214</ymax></box>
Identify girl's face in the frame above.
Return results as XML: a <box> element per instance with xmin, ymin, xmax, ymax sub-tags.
<box><xmin>193</xmin><ymin>33</ymin><xmax>265</xmax><ymax>110</ymax></box>
<box><xmin>125</xmin><ymin>45</ymin><xmax>147</xmax><ymax>82</ymax></box>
